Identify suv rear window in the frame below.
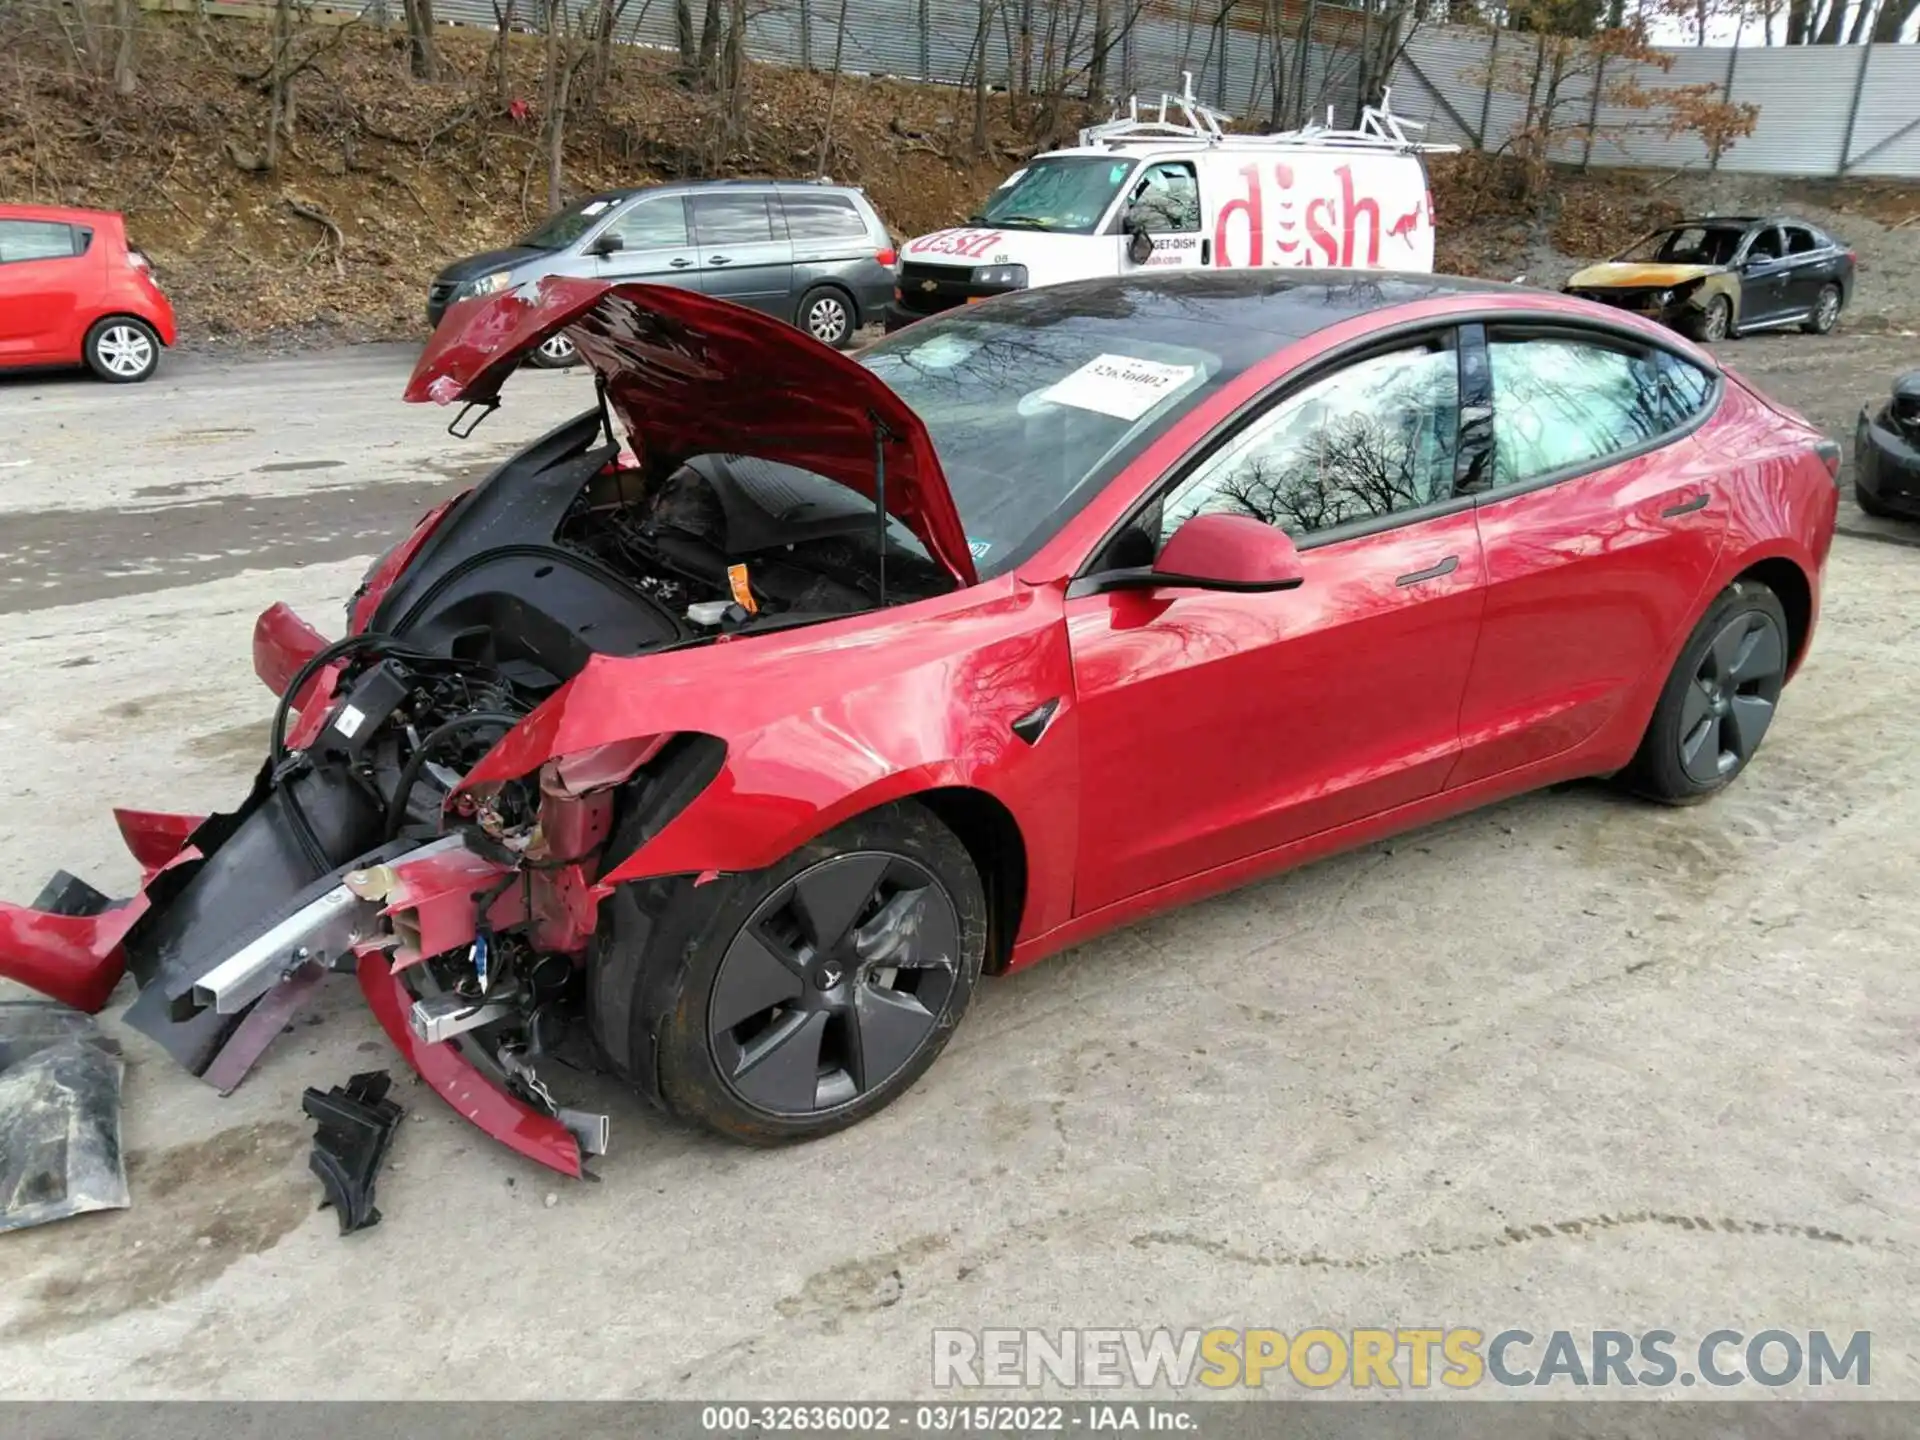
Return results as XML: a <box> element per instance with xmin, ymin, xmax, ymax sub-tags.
<box><xmin>781</xmin><ymin>193</ymin><xmax>870</xmax><ymax>242</ymax></box>
<box><xmin>0</xmin><ymin>220</ymin><xmax>80</xmax><ymax>263</ymax></box>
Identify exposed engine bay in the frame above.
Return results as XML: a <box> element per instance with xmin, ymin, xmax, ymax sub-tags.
<box><xmin>0</xmin><ymin>276</ymin><xmax>984</xmax><ymax>1196</ymax></box>
<box><xmin>81</xmin><ymin>409</ymin><xmax>953</xmax><ymax>1175</ymax></box>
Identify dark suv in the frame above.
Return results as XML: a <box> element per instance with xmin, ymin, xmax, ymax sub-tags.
<box><xmin>426</xmin><ymin>180</ymin><xmax>896</xmax><ymax>363</ymax></box>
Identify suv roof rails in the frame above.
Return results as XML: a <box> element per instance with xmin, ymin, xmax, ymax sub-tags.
<box><xmin>1077</xmin><ymin>73</ymin><xmax>1460</xmax><ymax>156</ymax></box>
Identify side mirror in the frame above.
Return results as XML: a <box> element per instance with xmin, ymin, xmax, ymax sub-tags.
<box><xmin>1154</xmin><ymin>513</ymin><xmax>1304</xmax><ymax>591</ymax></box>
<box><xmin>588</xmin><ymin>232</ymin><xmax>624</xmax><ymax>257</ymax></box>
<box><xmin>1076</xmin><ymin>513</ymin><xmax>1306</xmax><ymax>598</ymax></box>
<box><xmin>1126</xmin><ymin>226</ymin><xmax>1155</xmax><ymax>267</ymax></box>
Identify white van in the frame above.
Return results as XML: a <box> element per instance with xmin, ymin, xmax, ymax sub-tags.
<box><xmin>884</xmin><ymin>81</ymin><xmax>1454</xmax><ymax>332</ymax></box>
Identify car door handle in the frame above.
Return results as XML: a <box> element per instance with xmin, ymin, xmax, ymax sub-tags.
<box><xmin>1660</xmin><ymin>493</ymin><xmax>1709</xmax><ymax>518</ymax></box>
<box><xmin>669</xmin><ymin>257</ymin><xmax>693</xmax><ymax>269</ymax></box>
<box><xmin>707</xmin><ymin>255</ymin><xmax>731</xmax><ymax>266</ymax></box>
<box><xmin>1395</xmin><ymin>555</ymin><xmax>1459</xmax><ymax>587</ymax></box>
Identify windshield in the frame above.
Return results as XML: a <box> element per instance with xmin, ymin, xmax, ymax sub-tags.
<box><xmin>519</xmin><ymin>193</ymin><xmax>626</xmax><ymax>250</ymax></box>
<box><xmin>1617</xmin><ymin>225</ymin><xmax>1745</xmax><ymax>266</ymax></box>
<box><xmin>975</xmin><ymin>156</ymin><xmax>1137</xmax><ymax>235</ymax></box>
<box><xmin>857</xmin><ymin>300</ymin><xmax>1266</xmax><ymax>575</ymax></box>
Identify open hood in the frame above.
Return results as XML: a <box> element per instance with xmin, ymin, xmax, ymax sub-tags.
<box><xmin>406</xmin><ymin>277</ymin><xmax>978</xmax><ymax>587</ymax></box>
<box><xmin>1570</xmin><ymin>261</ymin><xmax>1725</xmax><ymax>290</ymax></box>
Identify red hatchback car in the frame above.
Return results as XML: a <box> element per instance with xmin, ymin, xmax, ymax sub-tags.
<box><xmin>0</xmin><ymin>273</ymin><xmax>1837</xmax><ymax>1179</ymax></box>
<box><xmin>0</xmin><ymin>204</ymin><xmax>177</xmax><ymax>382</ymax></box>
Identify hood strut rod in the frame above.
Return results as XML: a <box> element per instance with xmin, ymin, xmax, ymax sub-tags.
<box><xmin>870</xmin><ymin>412</ymin><xmax>892</xmax><ymax>608</ymax></box>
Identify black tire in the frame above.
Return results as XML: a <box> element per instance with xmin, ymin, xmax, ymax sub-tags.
<box><xmin>796</xmin><ymin>285</ymin><xmax>855</xmax><ymax>349</ymax></box>
<box><xmin>1855</xmin><ymin>479</ymin><xmax>1896</xmax><ymax>519</ymax></box>
<box><xmin>525</xmin><ymin>333</ymin><xmax>579</xmax><ymax>369</ymax></box>
<box><xmin>1803</xmin><ymin>283</ymin><xmax>1842</xmax><ymax>335</ymax></box>
<box><xmin>590</xmin><ymin>799</ymin><xmax>987</xmax><ymax>1145</ymax></box>
<box><xmin>1689</xmin><ymin>295</ymin><xmax>1733</xmax><ymax>344</ymax></box>
<box><xmin>83</xmin><ymin>315</ymin><xmax>161</xmax><ymax>383</ymax></box>
<box><xmin>1623</xmin><ymin>579</ymin><xmax>1791</xmax><ymax>805</ymax></box>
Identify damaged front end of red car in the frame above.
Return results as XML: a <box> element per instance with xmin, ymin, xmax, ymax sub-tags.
<box><xmin>0</xmin><ymin>279</ymin><xmax>974</xmax><ymax>1178</ymax></box>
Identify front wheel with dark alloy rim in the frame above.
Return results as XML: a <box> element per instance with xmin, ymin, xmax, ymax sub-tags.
<box><xmin>1624</xmin><ymin>579</ymin><xmax>1790</xmax><ymax>804</ymax></box>
<box><xmin>1804</xmin><ymin>284</ymin><xmax>1842</xmax><ymax>335</ymax></box>
<box><xmin>594</xmin><ymin>800</ymin><xmax>988</xmax><ymax>1145</ymax></box>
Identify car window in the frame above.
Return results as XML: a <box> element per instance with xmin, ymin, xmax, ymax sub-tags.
<box><xmin>1785</xmin><ymin>226</ymin><xmax>1821</xmax><ymax>256</ymax></box>
<box><xmin>1155</xmin><ymin>344</ymin><xmax>1461</xmax><ymax>544</ymax></box>
<box><xmin>691</xmin><ymin>193</ymin><xmax>775</xmax><ymax>245</ymax></box>
<box><xmin>1485</xmin><ymin>335</ymin><xmax>1707</xmax><ymax>488</ymax></box>
<box><xmin>1744</xmin><ymin>226</ymin><xmax>1783</xmax><ymax>262</ymax></box>
<box><xmin>1126</xmin><ymin>163</ymin><xmax>1200</xmax><ymax>234</ymax></box>
<box><xmin>781</xmin><ymin>193</ymin><xmax>870</xmax><ymax>243</ymax></box>
<box><xmin>1630</xmin><ymin>226</ymin><xmax>1741</xmax><ymax>266</ymax></box>
<box><xmin>0</xmin><ymin>220</ymin><xmax>79</xmax><ymax>264</ymax></box>
<box><xmin>606</xmin><ymin>196</ymin><xmax>689</xmax><ymax>250</ymax></box>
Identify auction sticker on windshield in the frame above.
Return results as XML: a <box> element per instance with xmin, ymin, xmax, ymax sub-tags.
<box><xmin>1041</xmin><ymin>354</ymin><xmax>1200</xmax><ymax>421</ymax></box>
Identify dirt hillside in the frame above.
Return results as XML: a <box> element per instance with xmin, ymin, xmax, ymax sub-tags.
<box><xmin>5</xmin><ymin>11</ymin><xmax>1918</xmax><ymax>347</ymax></box>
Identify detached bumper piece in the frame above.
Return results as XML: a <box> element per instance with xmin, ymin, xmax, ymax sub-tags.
<box><xmin>302</xmin><ymin>1070</ymin><xmax>404</xmax><ymax>1235</ymax></box>
<box><xmin>0</xmin><ymin>1002</ymin><xmax>129</xmax><ymax>1234</ymax></box>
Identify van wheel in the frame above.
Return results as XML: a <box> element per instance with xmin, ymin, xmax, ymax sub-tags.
<box><xmin>84</xmin><ymin>317</ymin><xmax>161</xmax><ymax>383</ymax></box>
<box><xmin>798</xmin><ymin>286</ymin><xmax>854</xmax><ymax>348</ymax></box>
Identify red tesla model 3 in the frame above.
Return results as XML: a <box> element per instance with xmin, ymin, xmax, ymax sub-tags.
<box><xmin>0</xmin><ymin>272</ymin><xmax>1838</xmax><ymax>1175</ymax></box>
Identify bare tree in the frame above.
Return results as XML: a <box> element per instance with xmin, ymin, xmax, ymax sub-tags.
<box><xmin>111</xmin><ymin>0</ymin><xmax>138</xmax><ymax>94</ymax></box>
<box><xmin>403</xmin><ymin>0</ymin><xmax>440</xmax><ymax>79</ymax></box>
<box><xmin>675</xmin><ymin>0</ymin><xmax>698</xmax><ymax>71</ymax></box>
<box><xmin>817</xmin><ymin>0</ymin><xmax>852</xmax><ymax>172</ymax></box>
<box><xmin>1870</xmin><ymin>0</ymin><xmax>1918</xmax><ymax>35</ymax></box>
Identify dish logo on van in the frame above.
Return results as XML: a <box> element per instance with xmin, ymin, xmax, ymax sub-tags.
<box><xmin>1213</xmin><ymin>161</ymin><xmax>1431</xmax><ymax>271</ymax></box>
<box><xmin>906</xmin><ymin>229</ymin><xmax>1009</xmax><ymax>260</ymax></box>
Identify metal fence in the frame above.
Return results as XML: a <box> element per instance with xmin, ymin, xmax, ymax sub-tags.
<box><xmin>328</xmin><ymin>0</ymin><xmax>1367</xmax><ymax>130</ymax></box>
<box><xmin>1388</xmin><ymin>22</ymin><xmax>1920</xmax><ymax>179</ymax></box>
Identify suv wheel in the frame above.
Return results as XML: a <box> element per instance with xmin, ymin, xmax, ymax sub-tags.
<box><xmin>526</xmin><ymin>334</ymin><xmax>579</xmax><ymax>369</ymax></box>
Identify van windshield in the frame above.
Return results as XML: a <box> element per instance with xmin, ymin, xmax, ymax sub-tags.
<box><xmin>519</xmin><ymin>193</ymin><xmax>626</xmax><ymax>250</ymax></box>
<box><xmin>975</xmin><ymin>156</ymin><xmax>1136</xmax><ymax>236</ymax></box>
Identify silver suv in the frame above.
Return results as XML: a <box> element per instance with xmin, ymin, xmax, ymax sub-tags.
<box><xmin>426</xmin><ymin>180</ymin><xmax>896</xmax><ymax>361</ymax></box>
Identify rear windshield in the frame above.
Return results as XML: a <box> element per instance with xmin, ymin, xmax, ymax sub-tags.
<box><xmin>520</xmin><ymin>193</ymin><xmax>626</xmax><ymax>250</ymax></box>
<box><xmin>974</xmin><ymin>156</ymin><xmax>1137</xmax><ymax>236</ymax></box>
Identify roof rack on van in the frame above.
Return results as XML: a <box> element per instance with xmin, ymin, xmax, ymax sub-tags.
<box><xmin>1077</xmin><ymin>72</ymin><xmax>1459</xmax><ymax>155</ymax></box>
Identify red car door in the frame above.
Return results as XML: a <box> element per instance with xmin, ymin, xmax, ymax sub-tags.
<box><xmin>1066</xmin><ymin>334</ymin><xmax>1487</xmax><ymax>914</ymax></box>
<box><xmin>1450</xmin><ymin>323</ymin><xmax>1728</xmax><ymax>788</ymax></box>
<box><xmin>0</xmin><ymin>218</ymin><xmax>89</xmax><ymax>362</ymax></box>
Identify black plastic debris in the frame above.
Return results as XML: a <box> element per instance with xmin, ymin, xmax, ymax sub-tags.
<box><xmin>301</xmin><ymin>1070</ymin><xmax>403</xmax><ymax>1235</ymax></box>
<box><xmin>0</xmin><ymin>1002</ymin><xmax>128</xmax><ymax>1235</ymax></box>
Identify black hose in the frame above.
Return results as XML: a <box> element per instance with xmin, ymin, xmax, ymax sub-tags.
<box><xmin>384</xmin><ymin>711</ymin><xmax>522</xmax><ymax>840</ymax></box>
<box><xmin>269</xmin><ymin>632</ymin><xmax>394</xmax><ymax>767</ymax></box>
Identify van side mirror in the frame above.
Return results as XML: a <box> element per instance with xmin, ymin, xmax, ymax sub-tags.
<box><xmin>1127</xmin><ymin>227</ymin><xmax>1155</xmax><ymax>266</ymax></box>
<box><xmin>588</xmin><ymin>232</ymin><xmax>624</xmax><ymax>257</ymax></box>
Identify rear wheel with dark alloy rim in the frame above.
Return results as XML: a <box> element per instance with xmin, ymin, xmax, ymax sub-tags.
<box><xmin>1804</xmin><ymin>284</ymin><xmax>1842</xmax><ymax>334</ymax></box>
<box><xmin>593</xmin><ymin>800</ymin><xmax>988</xmax><ymax>1144</ymax></box>
<box><xmin>1624</xmin><ymin>579</ymin><xmax>1790</xmax><ymax>804</ymax></box>
<box><xmin>1691</xmin><ymin>295</ymin><xmax>1732</xmax><ymax>343</ymax></box>
<box><xmin>797</xmin><ymin>285</ymin><xmax>854</xmax><ymax>348</ymax></box>
<box><xmin>526</xmin><ymin>334</ymin><xmax>579</xmax><ymax>368</ymax></box>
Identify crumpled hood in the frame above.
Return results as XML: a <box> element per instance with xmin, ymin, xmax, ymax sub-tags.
<box><xmin>405</xmin><ymin>277</ymin><xmax>978</xmax><ymax>587</ymax></box>
<box><xmin>1569</xmin><ymin>261</ymin><xmax>1724</xmax><ymax>290</ymax></box>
